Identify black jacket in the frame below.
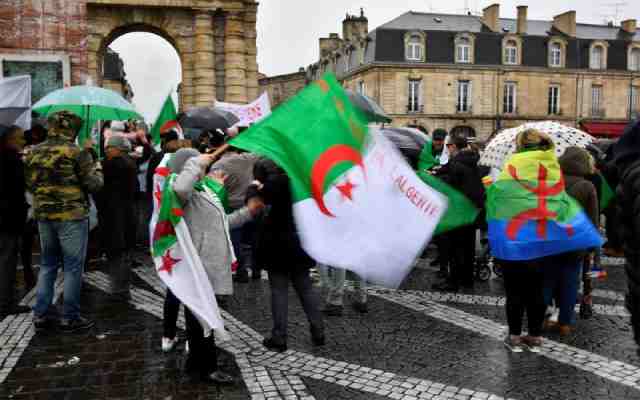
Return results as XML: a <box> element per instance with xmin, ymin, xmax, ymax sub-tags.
<box><xmin>95</xmin><ymin>155</ymin><xmax>138</xmax><ymax>255</ymax></box>
<box><xmin>0</xmin><ymin>151</ymin><xmax>28</xmax><ymax>234</ymax></box>
<box><xmin>436</xmin><ymin>149</ymin><xmax>485</xmax><ymax>209</ymax></box>
<box><xmin>251</xmin><ymin>158</ymin><xmax>314</xmax><ymax>271</ymax></box>
<box><xmin>615</xmin><ymin>120</ymin><xmax>640</xmax><ymax>345</ymax></box>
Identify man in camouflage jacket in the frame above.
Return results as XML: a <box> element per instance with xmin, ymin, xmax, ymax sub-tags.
<box><xmin>24</xmin><ymin>111</ymin><xmax>103</xmax><ymax>332</ymax></box>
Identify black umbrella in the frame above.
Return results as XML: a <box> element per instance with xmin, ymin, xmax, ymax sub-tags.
<box><xmin>345</xmin><ymin>90</ymin><xmax>392</xmax><ymax>124</ymax></box>
<box><xmin>178</xmin><ymin>107</ymin><xmax>240</xmax><ymax>132</ymax></box>
<box><xmin>0</xmin><ymin>124</ymin><xmax>10</xmax><ymax>139</ymax></box>
<box><xmin>0</xmin><ymin>106</ymin><xmax>29</xmax><ymax>126</ymax></box>
<box><xmin>379</xmin><ymin>127</ymin><xmax>429</xmax><ymax>168</ymax></box>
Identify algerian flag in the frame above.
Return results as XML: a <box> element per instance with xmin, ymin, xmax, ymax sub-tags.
<box><xmin>230</xmin><ymin>74</ymin><xmax>447</xmax><ymax>287</ymax></box>
<box><xmin>149</xmin><ymin>155</ymin><xmax>229</xmax><ymax>339</ymax></box>
<box><xmin>150</xmin><ymin>93</ymin><xmax>180</xmax><ymax>145</ymax></box>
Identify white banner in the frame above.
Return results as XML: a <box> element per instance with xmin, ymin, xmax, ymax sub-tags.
<box><xmin>0</xmin><ymin>75</ymin><xmax>31</xmax><ymax>130</ymax></box>
<box><xmin>216</xmin><ymin>92</ymin><xmax>271</xmax><ymax>127</ymax></box>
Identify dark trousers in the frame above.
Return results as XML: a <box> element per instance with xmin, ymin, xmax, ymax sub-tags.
<box><xmin>448</xmin><ymin>226</ymin><xmax>476</xmax><ymax>286</ymax></box>
<box><xmin>107</xmin><ymin>250</ymin><xmax>131</xmax><ymax>295</ymax></box>
<box><xmin>184</xmin><ymin>307</ymin><xmax>217</xmax><ymax>376</ymax></box>
<box><xmin>268</xmin><ymin>268</ymin><xmax>324</xmax><ymax>344</ymax></box>
<box><xmin>0</xmin><ymin>232</ymin><xmax>20</xmax><ymax>317</ymax></box>
<box><xmin>230</xmin><ymin>227</ymin><xmax>246</xmax><ymax>278</ymax></box>
<box><xmin>163</xmin><ymin>288</ymin><xmax>181</xmax><ymax>339</ymax></box>
<box><xmin>604</xmin><ymin>203</ymin><xmax>623</xmax><ymax>250</ymax></box>
<box><xmin>21</xmin><ymin>221</ymin><xmax>37</xmax><ymax>289</ymax></box>
<box><xmin>503</xmin><ymin>263</ymin><xmax>545</xmax><ymax>336</ymax></box>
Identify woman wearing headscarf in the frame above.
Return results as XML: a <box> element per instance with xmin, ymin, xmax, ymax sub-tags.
<box><xmin>167</xmin><ymin>148</ymin><xmax>264</xmax><ymax>383</ymax></box>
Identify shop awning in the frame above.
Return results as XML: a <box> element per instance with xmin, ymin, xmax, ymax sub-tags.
<box><xmin>580</xmin><ymin>121</ymin><xmax>629</xmax><ymax>138</ymax></box>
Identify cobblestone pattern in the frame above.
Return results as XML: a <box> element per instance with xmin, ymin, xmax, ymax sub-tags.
<box><xmin>0</xmin><ymin>276</ymin><xmax>63</xmax><ymax>384</ymax></box>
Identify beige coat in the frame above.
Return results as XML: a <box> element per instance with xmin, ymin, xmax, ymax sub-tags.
<box><xmin>173</xmin><ymin>157</ymin><xmax>252</xmax><ymax>295</ymax></box>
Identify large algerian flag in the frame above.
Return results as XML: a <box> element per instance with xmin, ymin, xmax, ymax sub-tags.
<box><xmin>149</xmin><ymin>155</ymin><xmax>229</xmax><ymax>339</ymax></box>
<box><xmin>150</xmin><ymin>93</ymin><xmax>179</xmax><ymax>145</ymax></box>
<box><xmin>487</xmin><ymin>149</ymin><xmax>603</xmax><ymax>261</ymax></box>
<box><xmin>230</xmin><ymin>74</ymin><xmax>447</xmax><ymax>287</ymax></box>
<box><xmin>415</xmin><ymin>140</ymin><xmax>479</xmax><ymax>235</ymax></box>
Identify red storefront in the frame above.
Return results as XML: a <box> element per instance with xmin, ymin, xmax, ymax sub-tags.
<box><xmin>580</xmin><ymin>121</ymin><xmax>630</xmax><ymax>139</ymax></box>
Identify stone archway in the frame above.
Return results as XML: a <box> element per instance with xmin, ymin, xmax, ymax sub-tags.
<box><xmin>86</xmin><ymin>0</ymin><xmax>258</xmax><ymax>110</ymax></box>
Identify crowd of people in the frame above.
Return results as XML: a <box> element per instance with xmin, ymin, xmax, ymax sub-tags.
<box><xmin>1</xmin><ymin>106</ymin><xmax>640</xmax><ymax>383</ymax></box>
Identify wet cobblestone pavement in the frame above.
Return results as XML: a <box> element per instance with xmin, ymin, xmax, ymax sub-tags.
<box><xmin>0</xmin><ymin>253</ymin><xmax>637</xmax><ymax>399</ymax></box>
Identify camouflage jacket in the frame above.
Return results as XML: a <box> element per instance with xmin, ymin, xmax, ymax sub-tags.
<box><xmin>24</xmin><ymin>129</ymin><xmax>103</xmax><ymax>221</ymax></box>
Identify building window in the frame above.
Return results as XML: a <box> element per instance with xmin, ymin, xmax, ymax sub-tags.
<box><xmin>590</xmin><ymin>45</ymin><xmax>605</xmax><ymax>70</ymax></box>
<box><xmin>408</xmin><ymin>79</ymin><xmax>421</xmax><ymax>113</ymax></box>
<box><xmin>457</xmin><ymin>80</ymin><xmax>472</xmax><ymax>113</ymax></box>
<box><xmin>503</xmin><ymin>82</ymin><xmax>517</xmax><ymax>114</ymax></box>
<box><xmin>591</xmin><ymin>85</ymin><xmax>603</xmax><ymax>118</ymax></box>
<box><xmin>630</xmin><ymin>47</ymin><xmax>640</xmax><ymax>72</ymax></box>
<box><xmin>631</xmin><ymin>86</ymin><xmax>640</xmax><ymax>117</ymax></box>
<box><xmin>549</xmin><ymin>42</ymin><xmax>562</xmax><ymax>67</ymax></box>
<box><xmin>548</xmin><ymin>85</ymin><xmax>560</xmax><ymax>115</ymax></box>
<box><xmin>456</xmin><ymin>38</ymin><xmax>471</xmax><ymax>64</ymax></box>
<box><xmin>406</xmin><ymin>34</ymin><xmax>423</xmax><ymax>61</ymax></box>
<box><xmin>504</xmin><ymin>40</ymin><xmax>518</xmax><ymax>65</ymax></box>
<box><xmin>357</xmin><ymin>80</ymin><xmax>366</xmax><ymax>96</ymax></box>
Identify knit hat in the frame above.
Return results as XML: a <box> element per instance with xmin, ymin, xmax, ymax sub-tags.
<box><xmin>516</xmin><ymin>129</ymin><xmax>554</xmax><ymax>152</ymax></box>
<box><xmin>105</xmin><ymin>134</ymin><xmax>132</xmax><ymax>152</ymax></box>
<box><xmin>169</xmin><ymin>148</ymin><xmax>200</xmax><ymax>174</ymax></box>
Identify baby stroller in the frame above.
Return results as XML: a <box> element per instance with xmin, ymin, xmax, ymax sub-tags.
<box><xmin>474</xmin><ymin>234</ymin><xmax>501</xmax><ymax>281</ymax></box>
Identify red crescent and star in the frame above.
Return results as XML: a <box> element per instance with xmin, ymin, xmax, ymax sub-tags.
<box><xmin>310</xmin><ymin>144</ymin><xmax>365</xmax><ymax>218</ymax></box>
<box><xmin>158</xmin><ymin>250</ymin><xmax>181</xmax><ymax>275</ymax></box>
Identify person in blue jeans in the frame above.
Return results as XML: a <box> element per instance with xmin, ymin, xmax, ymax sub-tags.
<box><xmin>24</xmin><ymin>112</ymin><xmax>104</xmax><ymax>332</ymax></box>
<box><xmin>543</xmin><ymin>147</ymin><xmax>599</xmax><ymax>336</ymax></box>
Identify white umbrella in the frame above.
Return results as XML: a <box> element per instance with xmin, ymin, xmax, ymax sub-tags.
<box><xmin>479</xmin><ymin>121</ymin><xmax>595</xmax><ymax>170</ymax></box>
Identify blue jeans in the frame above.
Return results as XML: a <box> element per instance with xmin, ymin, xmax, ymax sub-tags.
<box><xmin>33</xmin><ymin>219</ymin><xmax>89</xmax><ymax>321</ymax></box>
<box><xmin>542</xmin><ymin>258</ymin><xmax>582</xmax><ymax>326</ymax></box>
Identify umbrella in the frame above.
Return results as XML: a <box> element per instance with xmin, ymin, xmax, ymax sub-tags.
<box><xmin>0</xmin><ymin>124</ymin><xmax>10</xmax><ymax>139</ymax></box>
<box><xmin>378</xmin><ymin>127</ymin><xmax>429</xmax><ymax>167</ymax></box>
<box><xmin>0</xmin><ymin>107</ymin><xmax>29</xmax><ymax>126</ymax></box>
<box><xmin>479</xmin><ymin>121</ymin><xmax>595</xmax><ymax>170</ymax></box>
<box><xmin>345</xmin><ymin>90</ymin><xmax>392</xmax><ymax>123</ymax></box>
<box><xmin>33</xmin><ymin>85</ymin><xmax>141</xmax><ymax>142</ymax></box>
<box><xmin>179</xmin><ymin>107</ymin><xmax>240</xmax><ymax>133</ymax></box>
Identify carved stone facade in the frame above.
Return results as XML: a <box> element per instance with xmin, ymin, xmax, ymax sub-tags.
<box><xmin>0</xmin><ymin>0</ymin><xmax>259</xmax><ymax>110</ymax></box>
<box><xmin>259</xmin><ymin>69</ymin><xmax>307</xmax><ymax>107</ymax></box>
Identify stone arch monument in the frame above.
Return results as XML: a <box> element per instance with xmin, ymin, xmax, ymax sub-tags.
<box><xmin>87</xmin><ymin>0</ymin><xmax>258</xmax><ymax>109</ymax></box>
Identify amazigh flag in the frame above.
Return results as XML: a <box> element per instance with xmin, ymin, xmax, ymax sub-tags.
<box><xmin>415</xmin><ymin>141</ymin><xmax>479</xmax><ymax>235</ymax></box>
<box><xmin>487</xmin><ymin>149</ymin><xmax>603</xmax><ymax>261</ymax></box>
<box><xmin>150</xmin><ymin>93</ymin><xmax>179</xmax><ymax>145</ymax></box>
<box><xmin>149</xmin><ymin>155</ymin><xmax>229</xmax><ymax>340</ymax></box>
<box><xmin>230</xmin><ymin>74</ymin><xmax>447</xmax><ymax>287</ymax></box>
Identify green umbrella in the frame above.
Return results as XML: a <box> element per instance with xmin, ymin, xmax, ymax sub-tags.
<box><xmin>33</xmin><ymin>85</ymin><xmax>141</xmax><ymax>144</ymax></box>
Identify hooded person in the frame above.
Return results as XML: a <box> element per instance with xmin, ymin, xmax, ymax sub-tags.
<box><xmin>166</xmin><ymin>148</ymin><xmax>264</xmax><ymax>383</ymax></box>
<box><xmin>543</xmin><ymin>147</ymin><xmax>599</xmax><ymax>333</ymax></box>
<box><xmin>24</xmin><ymin>111</ymin><xmax>103</xmax><ymax>333</ymax></box>
<box><xmin>95</xmin><ymin>134</ymin><xmax>138</xmax><ymax>299</ymax></box>
<box><xmin>615</xmin><ymin>119</ymin><xmax>640</xmax><ymax>349</ymax></box>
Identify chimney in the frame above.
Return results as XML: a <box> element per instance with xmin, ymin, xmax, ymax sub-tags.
<box><xmin>342</xmin><ymin>10</ymin><xmax>369</xmax><ymax>42</ymax></box>
<box><xmin>622</xmin><ymin>19</ymin><xmax>637</xmax><ymax>34</ymax></box>
<box><xmin>482</xmin><ymin>4</ymin><xmax>500</xmax><ymax>32</ymax></box>
<box><xmin>517</xmin><ymin>6</ymin><xmax>528</xmax><ymax>35</ymax></box>
<box><xmin>552</xmin><ymin>11</ymin><xmax>576</xmax><ymax>37</ymax></box>
<box><xmin>319</xmin><ymin>34</ymin><xmax>341</xmax><ymax>58</ymax></box>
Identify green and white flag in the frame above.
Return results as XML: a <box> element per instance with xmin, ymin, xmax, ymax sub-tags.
<box><xmin>231</xmin><ymin>74</ymin><xmax>447</xmax><ymax>287</ymax></box>
<box><xmin>149</xmin><ymin>155</ymin><xmax>229</xmax><ymax>339</ymax></box>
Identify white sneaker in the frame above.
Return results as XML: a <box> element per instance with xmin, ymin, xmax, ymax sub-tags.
<box><xmin>184</xmin><ymin>340</ymin><xmax>190</xmax><ymax>354</ymax></box>
<box><xmin>162</xmin><ymin>337</ymin><xmax>177</xmax><ymax>352</ymax></box>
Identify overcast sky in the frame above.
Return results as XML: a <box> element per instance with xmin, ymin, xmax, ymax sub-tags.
<box><xmin>110</xmin><ymin>0</ymin><xmax>640</xmax><ymax>122</ymax></box>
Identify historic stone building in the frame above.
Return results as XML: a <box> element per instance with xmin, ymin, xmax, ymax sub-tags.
<box><xmin>0</xmin><ymin>0</ymin><xmax>259</xmax><ymax>109</ymax></box>
<box><xmin>258</xmin><ymin>68</ymin><xmax>306</xmax><ymax>107</ymax></box>
<box><xmin>306</xmin><ymin>6</ymin><xmax>640</xmax><ymax>140</ymax></box>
